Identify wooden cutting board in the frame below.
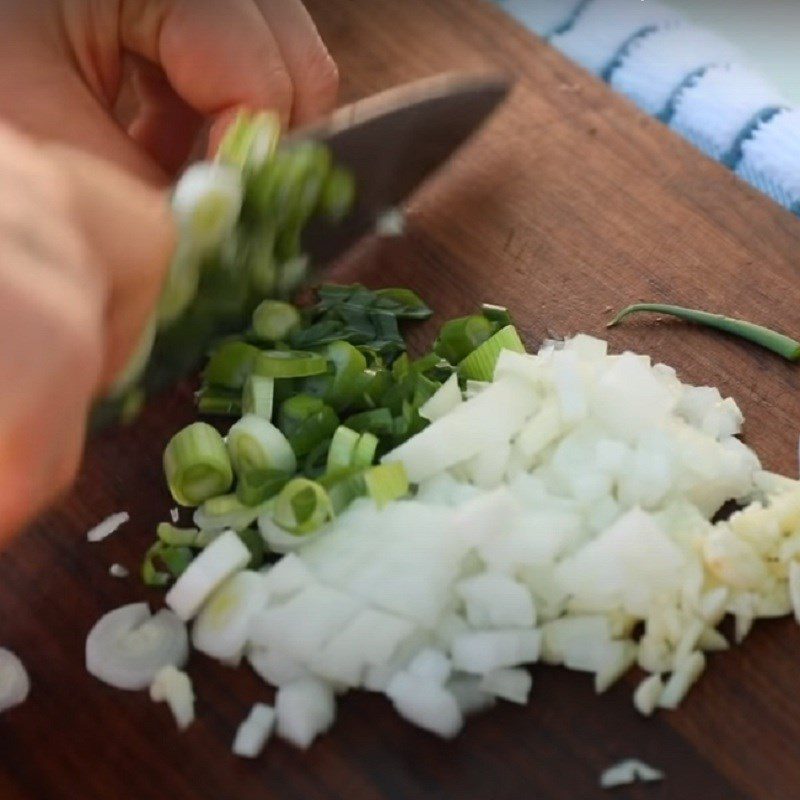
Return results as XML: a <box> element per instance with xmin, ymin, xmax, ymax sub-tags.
<box><xmin>3</xmin><ymin>1</ymin><xmax>800</xmax><ymax>798</ymax></box>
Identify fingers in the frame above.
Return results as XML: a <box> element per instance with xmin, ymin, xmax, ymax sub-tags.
<box><xmin>121</xmin><ymin>0</ymin><xmax>295</xmax><ymax>131</ymax></box>
<box><xmin>127</xmin><ymin>58</ymin><xmax>203</xmax><ymax>176</ymax></box>
<box><xmin>253</xmin><ymin>0</ymin><xmax>339</xmax><ymax>126</ymax></box>
<box><xmin>50</xmin><ymin>145</ymin><xmax>177</xmax><ymax>389</ymax></box>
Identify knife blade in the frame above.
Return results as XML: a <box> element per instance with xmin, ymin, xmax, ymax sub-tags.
<box><xmin>294</xmin><ymin>72</ymin><xmax>512</xmax><ymax>264</ymax></box>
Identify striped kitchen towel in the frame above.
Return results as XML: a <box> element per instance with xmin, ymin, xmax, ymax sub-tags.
<box><xmin>494</xmin><ymin>0</ymin><xmax>800</xmax><ymax>217</ymax></box>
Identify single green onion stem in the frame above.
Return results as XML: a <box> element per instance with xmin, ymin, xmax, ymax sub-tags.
<box><xmin>242</xmin><ymin>375</ymin><xmax>275</xmax><ymax>420</ymax></box>
<box><xmin>326</xmin><ymin>426</ymin><xmax>360</xmax><ymax>475</ymax></box>
<box><xmin>163</xmin><ymin>422</ymin><xmax>234</xmax><ymax>506</ymax></box>
<box><xmin>609</xmin><ymin>304</ymin><xmax>800</xmax><ymax>361</ymax></box>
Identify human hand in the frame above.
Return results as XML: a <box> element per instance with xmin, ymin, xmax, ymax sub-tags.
<box><xmin>0</xmin><ymin>124</ymin><xmax>175</xmax><ymax>546</ymax></box>
<box><xmin>0</xmin><ymin>0</ymin><xmax>338</xmax><ymax>181</ymax></box>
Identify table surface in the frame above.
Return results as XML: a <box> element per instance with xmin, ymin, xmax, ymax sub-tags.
<box><xmin>4</xmin><ymin>1</ymin><xmax>800</xmax><ymax>798</ymax></box>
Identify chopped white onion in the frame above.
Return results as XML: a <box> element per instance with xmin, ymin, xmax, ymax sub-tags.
<box><xmin>87</xmin><ymin>511</ymin><xmax>129</xmax><ymax>543</ymax></box>
<box><xmin>385</xmin><ymin>671</ymin><xmax>463</xmax><ymax>738</ymax></box>
<box><xmin>150</xmin><ymin>665</ymin><xmax>195</xmax><ymax>731</ymax></box>
<box><xmin>86</xmin><ymin>603</ymin><xmax>188</xmax><ymax>690</ymax></box>
<box><xmin>233</xmin><ymin>703</ymin><xmax>275</xmax><ymax>758</ymax></box>
<box><xmin>0</xmin><ymin>648</ymin><xmax>30</xmax><ymax>713</ymax></box>
<box><xmin>193</xmin><ymin>571</ymin><xmax>269</xmax><ymax>661</ymax></box>
<box><xmin>479</xmin><ymin>668</ymin><xmax>531</xmax><ymax>704</ymax></box>
<box><xmin>166</xmin><ymin>530</ymin><xmax>250</xmax><ymax>621</ymax></box>
<box><xmin>275</xmin><ymin>678</ymin><xmax>335</xmax><ymax>749</ymax></box>
<box><xmin>600</xmin><ymin>759</ymin><xmax>664</xmax><ymax>789</ymax></box>
<box><xmin>109</xmin><ymin>563</ymin><xmax>129</xmax><ymax>579</ymax></box>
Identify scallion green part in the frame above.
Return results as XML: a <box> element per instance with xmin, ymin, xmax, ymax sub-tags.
<box><xmin>238</xmin><ymin>527</ymin><xmax>266</xmax><ymax>569</ymax></box>
<box><xmin>236</xmin><ymin>468</ymin><xmax>289</xmax><ymax>507</ymax></box>
<box><xmin>142</xmin><ymin>541</ymin><xmax>194</xmax><ymax>587</ymax></box>
<box><xmin>435</xmin><ymin>315</ymin><xmax>496</xmax><ymax>365</ymax></box>
<box><xmin>253</xmin><ymin>349</ymin><xmax>328</xmax><ymax>379</ymax></box>
<box><xmin>273</xmin><ymin>478</ymin><xmax>334</xmax><ymax>535</ymax></box>
<box><xmin>608</xmin><ymin>303</ymin><xmax>800</xmax><ymax>361</ymax></box>
<box><xmin>156</xmin><ymin>523</ymin><xmax>199</xmax><ymax>547</ymax></box>
<box><xmin>326</xmin><ymin>426</ymin><xmax>360</xmax><ymax>476</ymax></box>
<box><xmin>217</xmin><ymin>110</ymin><xmax>281</xmax><ymax>172</ymax></box>
<box><xmin>163</xmin><ymin>422</ymin><xmax>234</xmax><ymax>506</ymax></box>
<box><xmin>458</xmin><ymin>325</ymin><xmax>526</xmax><ymax>381</ymax></box>
<box><xmin>196</xmin><ymin>386</ymin><xmax>243</xmax><ymax>417</ymax></box>
<box><xmin>203</xmin><ymin>341</ymin><xmax>260</xmax><ymax>391</ymax></box>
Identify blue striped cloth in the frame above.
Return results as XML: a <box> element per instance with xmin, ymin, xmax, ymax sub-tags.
<box><xmin>494</xmin><ymin>0</ymin><xmax>800</xmax><ymax>217</ymax></box>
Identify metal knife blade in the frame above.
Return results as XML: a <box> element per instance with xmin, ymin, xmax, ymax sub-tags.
<box><xmin>293</xmin><ymin>72</ymin><xmax>512</xmax><ymax>264</ymax></box>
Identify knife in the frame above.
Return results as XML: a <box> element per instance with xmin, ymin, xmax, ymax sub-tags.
<box><xmin>94</xmin><ymin>73</ymin><xmax>511</xmax><ymax>429</ymax></box>
<box><xmin>296</xmin><ymin>72</ymin><xmax>512</xmax><ymax>263</ymax></box>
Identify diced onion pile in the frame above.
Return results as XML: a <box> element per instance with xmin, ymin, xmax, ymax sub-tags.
<box><xmin>86</xmin><ymin>331</ymin><xmax>800</xmax><ymax>751</ymax></box>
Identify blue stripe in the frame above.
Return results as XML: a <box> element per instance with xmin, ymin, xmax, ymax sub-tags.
<box><xmin>658</xmin><ymin>64</ymin><xmax>716</xmax><ymax>123</ymax></box>
<box><xmin>791</xmin><ymin>202</ymin><xmax>800</xmax><ymax>218</ymax></box>
<box><xmin>722</xmin><ymin>106</ymin><xmax>786</xmax><ymax>169</ymax></box>
<box><xmin>601</xmin><ymin>26</ymin><xmax>658</xmax><ymax>82</ymax></box>
<box><xmin>549</xmin><ymin>0</ymin><xmax>593</xmax><ymax>38</ymax></box>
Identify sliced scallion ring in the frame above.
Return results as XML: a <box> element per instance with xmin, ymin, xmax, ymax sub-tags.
<box><xmin>156</xmin><ymin>523</ymin><xmax>199</xmax><ymax>547</ymax></box>
<box><xmin>204</xmin><ymin>341</ymin><xmax>261</xmax><ymax>391</ymax></box>
<box><xmin>322</xmin><ymin>340</ymin><xmax>367</xmax><ymax>410</ymax></box>
<box><xmin>252</xmin><ymin>300</ymin><xmax>301</xmax><ymax>342</ymax></box>
<box><xmin>326</xmin><ymin>426</ymin><xmax>360</xmax><ymax>476</ymax></box>
<box><xmin>235</xmin><ymin>468</ymin><xmax>289</xmax><ymax>507</ymax></box>
<box><xmin>273</xmin><ymin>478</ymin><xmax>334</xmax><ymax>535</ymax></box>
<box><xmin>163</xmin><ymin>422</ymin><xmax>234</xmax><ymax>506</ymax></box>
<box><xmin>227</xmin><ymin>415</ymin><xmax>297</xmax><ymax>477</ymax></box>
<box><xmin>457</xmin><ymin>325</ymin><xmax>526</xmax><ymax>381</ymax></box>
<box><xmin>253</xmin><ymin>349</ymin><xmax>327</xmax><ymax>379</ymax></box>
<box><xmin>193</xmin><ymin>493</ymin><xmax>265</xmax><ymax>533</ymax></box>
<box><xmin>352</xmin><ymin>432</ymin><xmax>379</xmax><ymax>469</ymax></box>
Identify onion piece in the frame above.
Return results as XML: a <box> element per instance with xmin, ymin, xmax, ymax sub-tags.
<box><xmin>166</xmin><ymin>530</ymin><xmax>250</xmax><ymax>621</ymax></box>
<box><xmin>86</xmin><ymin>512</ymin><xmax>130</xmax><ymax>543</ymax></box>
<box><xmin>385</xmin><ymin>671</ymin><xmax>463</xmax><ymax>738</ymax></box>
<box><xmin>600</xmin><ymin>759</ymin><xmax>664</xmax><ymax>789</ymax></box>
<box><xmin>150</xmin><ymin>665</ymin><xmax>195</xmax><ymax>731</ymax></box>
<box><xmin>193</xmin><ymin>571</ymin><xmax>269</xmax><ymax>661</ymax></box>
<box><xmin>275</xmin><ymin>678</ymin><xmax>336</xmax><ymax>749</ymax></box>
<box><xmin>0</xmin><ymin>648</ymin><xmax>30</xmax><ymax>713</ymax></box>
<box><xmin>86</xmin><ymin>603</ymin><xmax>188</xmax><ymax>690</ymax></box>
<box><xmin>233</xmin><ymin>703</ymin><xmax>276</xmax><ymax>758</ymax></box>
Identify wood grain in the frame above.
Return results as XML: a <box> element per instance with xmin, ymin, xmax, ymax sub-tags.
<box><xmin>3</xmin><ymin>1</ymin><xmax>800</xmax><ymax>798</ymax></box>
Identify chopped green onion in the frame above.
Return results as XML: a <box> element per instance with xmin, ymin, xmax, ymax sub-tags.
<box><xmin>237</xmin><ymin>528</ymin><xmax>266</xmax><ymax>570</ymax></box>
<box><xmin>253</xmin><ymin>349</ymin><xmax>327</xmax><ymax>379</ymax></box>
<box><xmin>364</xmin><ymin>463</ymin><xmax>409</xmax><ymax>508</ymax></box>
<box><xmin>435</xmin><ymin>315</ymin><xmax>497</xmax><ymax>365</ymax></box>
<box><xmin>157</xmin><ymin>244</ymin><xmax>201</xmax><ymax>328</ymax></box>
<box><xmin>217</xmin><ymin>110</ymin><xmax>280</xmax><ymax>172</ymax></box>
<box><xmin>481</xmin><ymin>303</ymin><xmax>513</xmax><ymax>328</ymax></box>
<box><xmin>609</xmin><ymin>303</ymin><xmax>800</xmax><ymax>361</ymax></box>
<box><xmin>361</xmin><ymin>366</ymin><xmax>392</xmax><ymax>407</ymax></box>
<box><xmin>344</xmin><ymin>407</ymin><xmax>394</xmax><ymax>436</ymax></box>
<box><xmin>227</xmin><ymin>415</ymin><xmax>297</xmax><ymax>477</ymax></box>
<box><xmin>326</xmin><ymin>426</ymin><xmax>360</xmax><ymax>475</ymax></box>
<box><xmin>196</xmin><ymin>386</ymin><xmax>243</xmax><ymax>417</ymax></box>
<box><xmin>236</xmin><ymin>468</ymin><xmax>289</xmax><ymax>507</ymax></box>
<box><xmin>163</xmin><ymin>422</ymin><xmax>234</xmax><ymax>506</ymax></box>
<box><xmin>353</xmin><ymin>432</ymin><xmax>378</xmax><ymax>469</ymax></box>
<box><xmin>273</xmin><ymin>478</ymin><xmax>334</xmax><ymax>535</ymax></box>
<box><xmin>321</xmin><ymin>340</ymin><xmax>368</xmax><ymax>410</ymax></box>
<box><xmin>458</xmin><ymin>325</ymin><xmax>526</xmax><ymax>381</ymax></box>
<box><xmin>276</xmin><ymin>255</ymin><xmax>309</xmax><ymax>300</ymax></box>
<box><xmin>322</xmin><ymin>468</ymin><xmax>367</xmax><ymax>514</ymax></box>
<box><xmin>252</xmin><ymin>300</ymin><xmax>301</xmax><ymax>342</ymax></box>
<box><xmin>204</xmin><ymin>341</ymin><xmax>260</xmax><ymax>391</ymax></box>
<box><xmin>193</xmin><ymin>493</ymin><xmax>264</xmax><ymax>532</ymax></box>
<box><xmin>242</xmin><ymin>375</ymin><xmax>274</xmax><ymax>420</ymax></box>
<box><xmin>319</xmin><ymin>166</ymin><xmax>356</xmax><ymax>222</ymax></box>
<box><xmin>245</xmin><ymin>226</ymin><xmax>278</xmax><ymax>296</ymax></box>
<box><xmin>375</xmin><ymin>288</ymin><xmax>433</xmax><ymax>320</ymax></box>
<box><xmin>142</xmin><ymin>542</ymin><xmax>194</xmax><ymax>588</ymax></box>
<box><xmin>279</xmin><ymin>396</ymin><xmax>339</xmax><ymax>456</ymax></box>
<box><xmin>156</xmin><ymin>523</ymin><xmax>199</xmax><ymax>547</ymax></box>
<box><xmin>172</xmin><ymin>162</ymin><xmax>243</xmax><ymax>253</ymax></box>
